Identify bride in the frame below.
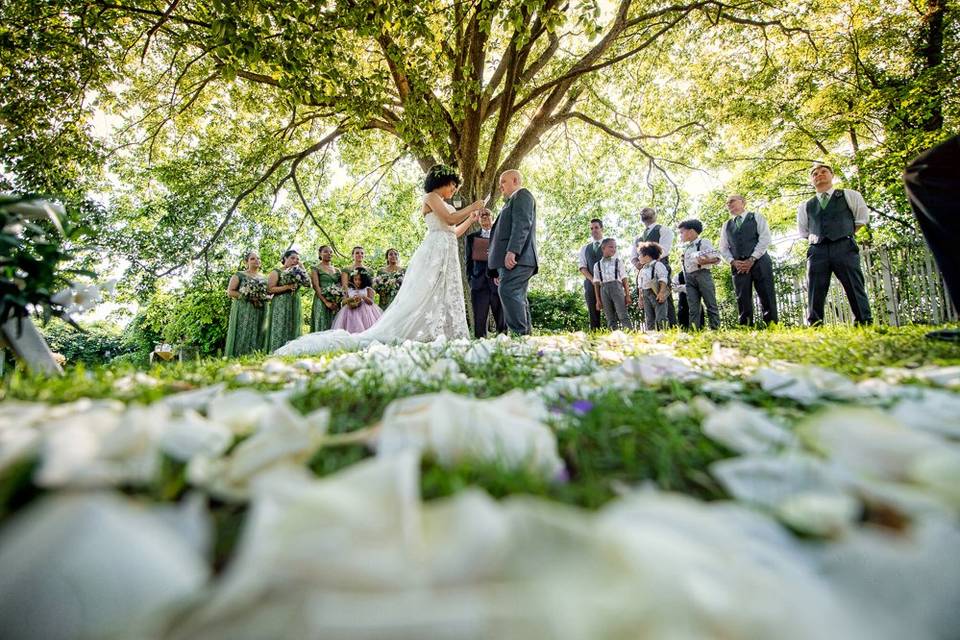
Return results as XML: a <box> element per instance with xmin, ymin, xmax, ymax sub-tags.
<box><xmin>275</xmin><ymin>164</ymin><xmax>484</xmax><ymax>355</ymax></box>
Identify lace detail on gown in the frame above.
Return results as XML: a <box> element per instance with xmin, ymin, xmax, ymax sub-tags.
<box><xmin>275</xmin><ymin>204</ymin><xmax>468</xmax><ymax>355</ymax></box>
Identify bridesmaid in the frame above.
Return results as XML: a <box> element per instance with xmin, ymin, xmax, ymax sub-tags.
<box><xmin>376</xmin><ymin>248</ymin><xmax>405</xmax><ymax>308</ymax></box>
<box><xmin>340</xmin><ymin>245</ymin><xmax>371</xmax><ymax>289</ymax></box>
<box><xmin>310</xmin><ymin>245</ymin><xmax>341</xmax><ymax>332</ymax></box>
<box><xmin>225</xmin><ymin>251</ymin><xmax>268</xmax><ymax>357</ymax></box>
<box><xmin>264</xmin><ymin>249</ymin><xmax>303</xmax><ymax>352</ymax></box>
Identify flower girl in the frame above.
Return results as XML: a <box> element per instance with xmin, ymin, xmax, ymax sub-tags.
<box><xmin>331</xmin><ymin>269</ymin><xmax>383</xmax><ymax>333</ymax></box>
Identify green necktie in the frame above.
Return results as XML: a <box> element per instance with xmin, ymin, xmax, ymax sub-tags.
<box><xmin>734</xmin><ymin>215</ymin><xmax>743</xmax><ymax>230</ymax></box>
<box><xmin>818</xmin><ymin>192</ymin><xmax>829</xmax><ymax>210</ymax></box>
<box><xmin>593</xmin><ymin>241</ymin><xmax>600</xmax><ymax>252</ymax></box>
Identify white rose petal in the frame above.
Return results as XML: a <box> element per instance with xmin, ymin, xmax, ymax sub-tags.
<box><xmin>0</xmin><ymin>493</ymin><xmax>208</xmax><ymax>640</ymax></box>
<box><xmin>376</xmin><ymin>390</ymin><xmax>562</xmax><ymax>477</ymax></box>
<box><xmin>207</xmin><ymin>389</ymin><xmax>273</xmax><ymax>435</ymax></box>
<box><xmin>620</xmin><ymin>354</ymin><xmax>698</xmax><ymax>385</ymax></box>
<box><xmin>752</xmin><ymin>365</ymin><xmax>860</xmax><ymax>404</ymax></box>
<box><xmin>711</xmin><ymin>453</ymin><xmax>851</xmax><ymax>508</ymax></box>
<box><xmin>891</xmin><ymin>389</ymin><xmax>960</xmax><ymax>439</ymax></box>
<box><xmin>701</xmin><ymin>402</ymin><xmax>798</xmax><ymax>454</ymax></box>
<box><xmin>777</xmin><ymin>492</ymin><xmax>861</xmax><ymax>537</ymax></box>
<box><xmin>159</xmin><ymin>410</ymin><xmax>233</xmax><ymax>462</ymax></box>
<box><xmin>188</xmin><ymin>400</ymin><xmax>329</xmax><ymax>501</ymax></box>
<box><xmin>798</xmin><ymin>408</ymin><xmax>953</xmax><ymax>482</ymax></box>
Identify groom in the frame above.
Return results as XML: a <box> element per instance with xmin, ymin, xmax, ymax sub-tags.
<box><xmin>488</xmin><ymin>169</ymin><xmax>538</xmax><ymax>335</ymax></box>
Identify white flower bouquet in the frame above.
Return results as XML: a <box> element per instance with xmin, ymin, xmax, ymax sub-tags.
<box><xmin>373</xmin><ymin>270</ymin><xmax>404</xmax><ymax>299</ymax></box>
<box><xmin>238</xmin><ymin>278</ymin><xmax>270</xmax><ymax>308</ymax></box>
<box><xmin>320</xmin><ymin>283</ymin><xmax>345</xmax><ymax>310</ymax></box>
<box><xmin>279</xmin><ymin>266</ymin><xmax>310</xmax><ymax>291</ymax></box>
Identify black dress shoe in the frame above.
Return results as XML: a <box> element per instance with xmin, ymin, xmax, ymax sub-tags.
<box><xmin>926</xmin><ymin>329</ymin><xmax>960</xmax><ymax>342</ymax></box>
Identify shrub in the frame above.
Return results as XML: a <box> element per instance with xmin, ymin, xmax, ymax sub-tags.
<box><xmin>529</xmin><ymin>289</ymin><xmax>589</xmax><ymax>332</ymax></box>
<box><xmin>40</xmin><ymin>319</ymin><xmax>134</xmax><ymax>366</ymax></box>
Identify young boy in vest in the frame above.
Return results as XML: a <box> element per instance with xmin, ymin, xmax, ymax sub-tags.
<box><xmin>635</xmin><ymin>242</ymin><xmax>669</xmax><ymax>330</ymax></box>
<box><xmin>592</xmin><ymin>238</ymin><xmax>632</xmax><ymax>330</ymax></box>
<box><xmin>677</xmin><ymin>219</ymin><xmax>721</xmax><ymax>329</ymax></box>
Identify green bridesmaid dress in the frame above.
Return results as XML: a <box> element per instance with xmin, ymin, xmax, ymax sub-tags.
<box><xmin>310</xmin><ymin>266</ymin><xmax>341</xmax><ymax>332</ymax></box>
<box><xmin>376</xmin><ymin>268</ymin><xmax>404</xmax><ymax>309</ymax></box>
<box><xmin>225</xmin><ymin>272</ymin><xmax>268</xmax><ymax>357</ymax></box>
<box><xmin>264</xmin><ymin>269</ymin><xmax>302</xmax><ymax>352</ymax></box>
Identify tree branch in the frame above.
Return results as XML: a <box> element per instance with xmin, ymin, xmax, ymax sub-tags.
<box><xmin>139</xmin><ymin>0</ymin><xmax>180</xmax><ymax>62</ymax></box>
<box><xmin>156</xmin><ymin>127</ymin><xmax>344</xmax><ymax>276</ymax></box>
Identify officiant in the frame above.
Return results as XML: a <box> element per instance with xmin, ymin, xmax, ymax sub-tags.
<box><xmin>465</xmin><ymin>209</ymin><xmax>506</xmax><ymax>338</ymax></box>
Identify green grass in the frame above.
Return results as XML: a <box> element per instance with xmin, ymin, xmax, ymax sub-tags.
<box><xmin>665</xmin><ymin>324</ymin><xmax>960</xmax><ymax>378</ymax></box>
<box><xmin>2</xmin><ymin>325</ymin><xmax>958</xmax><ymax>565</ymax></box>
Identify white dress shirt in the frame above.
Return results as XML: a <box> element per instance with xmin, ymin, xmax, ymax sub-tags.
<box><xmin>578</xmin><ymin>238</ymin><xmax>604</xmax><ymax>270</ymax></box>
<box><xmin>637</xmin><ymin>260</ymin><xmax>669</xmax><ymax>291</ymax></box>
<box><xmin>682</xmin><ymin>237</ymin><xmax>720</xmax><ymax>273</ymax></box>
<box><xmin>718</xmin><ymin>211</ymin><xmax>772</xmax><ymax>263</ymax></box>
<box><xmin>592</xmin><ymin>255</ymin><xmax>627</xmax><ymax>283</ymax></box>
<box><xmin>796</xmin><ymin>188</ymin><xmax>870</xmax><ymax>243</ymax></box>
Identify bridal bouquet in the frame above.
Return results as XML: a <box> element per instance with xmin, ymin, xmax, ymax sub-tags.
<box><xmin>238</xmin><ymin>278</ymin><xmax>271</xmax><ymax>308</ymax></box>
<box><xmin>320</xmin><ymin>283</ymin><xmax>345</xmax><ymax>310</ymax></box>
<box><xmin>373</xmin><ymin>270</ymin><xmax>404</xmax><ymax>299</ymax></box>
<box><xmin>279</xmin><ymin>266</ymin><xmax>310</xmax><ymax>290</ymax></box>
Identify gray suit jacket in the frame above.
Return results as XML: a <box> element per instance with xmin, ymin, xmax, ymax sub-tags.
<box><xmin>487</xmin><ymin>187</ymin><xmax>538</xmax><ymax>273</ymax></box>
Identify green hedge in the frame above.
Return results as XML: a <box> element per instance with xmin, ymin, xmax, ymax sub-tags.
<box><xmin>529</xmin><ymin>289</ymin><xmax>589</xmax><ymax>332</ymax></box>
<box><xmin>41</xmin><ymin>320</ymin><xmax>135</xmax><ymax>366</ymax></box>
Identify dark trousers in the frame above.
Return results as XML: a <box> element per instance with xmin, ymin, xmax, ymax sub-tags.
<box><xmin>471</xmin><ymin>281</ymin><xmax>506</xmax><ymax>338</ymax></box>
<box><xmin>498</xmin><ymin>266</ymin><xmax>534</xmax><ymax>335</ymax></box>
<box><xmin>662</xmin><ymin>259</ymin><xmax>677</xmax><ymax>326</ymax></box>
<box><xmin>806</xmin><ymin>238</ymin><xmax>872</xmax><ymax>325</ymax></box>
<box><xmin>583</xmin><ymin>279</ymin><xmax>602</xmax><ymax>330</ymax></box>
<box><xmin>678</xmin><ymin>292</ymin><xmax>703</xmax><ymax>330</ymax></box>
<box><xmin>732</xmin><ymin>253</ymin><xmax>778</xmax><ymax>325</ymax></box>
<box><xmin>904</xmin><ymin>135</ymin><xmax>960</xmax><ymax>309</ymax></box>
<box><xmin>685</xmin><ymin>269</ymin><xmax>721</xmax><ymax>330</ymax></box>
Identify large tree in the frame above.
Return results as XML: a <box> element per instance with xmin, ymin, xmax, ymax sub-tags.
<box><xmin>3</xmin><ymin>0</ymin><xmax>808</xmax><ymax>272</ymax></box>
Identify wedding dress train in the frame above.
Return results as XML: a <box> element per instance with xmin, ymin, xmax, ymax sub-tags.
<box><xmin>275</xmin><ymin>205</ymin><xmax>469</xmax><ymax>355</ymax></box>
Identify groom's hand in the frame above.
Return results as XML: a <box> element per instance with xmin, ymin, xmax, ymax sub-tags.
<box><xmin>505</xmin><ymin>251</ymin><xmax>517</xmax><ymax>269</ymax></box>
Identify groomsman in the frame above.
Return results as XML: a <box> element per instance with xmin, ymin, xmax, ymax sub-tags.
<box><xmin>465</xmin><ymin>209</ymin><xmax>507</xmax><ymax>338</ymax></box>
<box><xmin>798</xmin><ymin>164</ymin><xmax>873</xmax><ymax>326</ymax></box>
<box><xmin>718</xmin><ymin>195</ymin><xmax>778</xmax><ymax>326</ymax></box>
<box><xmin>578</xmin><ymin>218</ymin><xmax>605</xmax><ymax>330</ymax></box>
<box><xmin>631</xmin><ymin>207</ymin><xmax>676</xmax><ymax>325</ymax></box>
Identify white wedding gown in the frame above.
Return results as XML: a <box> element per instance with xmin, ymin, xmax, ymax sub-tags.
<box><xmin>275</xmin><ymin>203</ymin><xmax>469</xmax><ymax>355</ymax></box>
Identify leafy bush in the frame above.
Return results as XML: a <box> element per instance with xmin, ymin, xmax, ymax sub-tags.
<box><xmin>142</xmin><ymin>274</ymin><xmax>232</xmax><ymax>358</ymax></box>
<box><xmin>529</xmin><ymin>289</ymin><xmax>589</xmax><ymax>332</ymax></box>
<box><xmin>117</xmin><ymin>312</ymin><xmax>165</xmax><ymax>367</ymax></box>
<box><xmin>40</xmin><ymin>319</ymin><xmax>133</xmax><ymax>366</ymax></box>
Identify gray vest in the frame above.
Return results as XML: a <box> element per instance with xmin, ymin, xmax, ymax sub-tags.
<box><xmin>724</xmin><ymin>212</ymin><xmax>760</xmax><ymax>259</ymax></box>
<box><xmin>806</xmin><ymin>191</ymin><xmax>855</xmax><ymax>242</ymax></box>
<box><xmin>583</xmin><ymin>241</ymin><xmax>602</xmax><ymax>281</ymax></box>
<box><xmin>638</xmin><ymin>225</ymin><xmax>669</xmax><ymax>266</ymax></box>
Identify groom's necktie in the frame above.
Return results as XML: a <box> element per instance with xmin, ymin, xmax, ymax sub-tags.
<box><xmin>818</xmin><ymin>192</ymin><xmax>830</xmax><ymax>210</ymax></box>
<box><xmin>734</xmin><ymin>215</ymin><xmax>744</xmax><ymax>231</ymax></box>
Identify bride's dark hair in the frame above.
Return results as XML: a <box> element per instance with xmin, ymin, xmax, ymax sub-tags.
<box><xmin>423</xmin><ymin>164</ymin><xmax>461</xmax><ymax>193</ymax></box>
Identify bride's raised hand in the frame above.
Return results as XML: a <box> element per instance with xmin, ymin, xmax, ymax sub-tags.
<box><xmin>469</xmin><ymin>198</ymin><xmax>485</xmax><ymax>212</ymax></box>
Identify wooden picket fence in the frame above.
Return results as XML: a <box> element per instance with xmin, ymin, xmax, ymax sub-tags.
<box><xmin>768</xmin><ymin>242</ymin><xmax>957</xmax><ymax>326</ymax></box>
